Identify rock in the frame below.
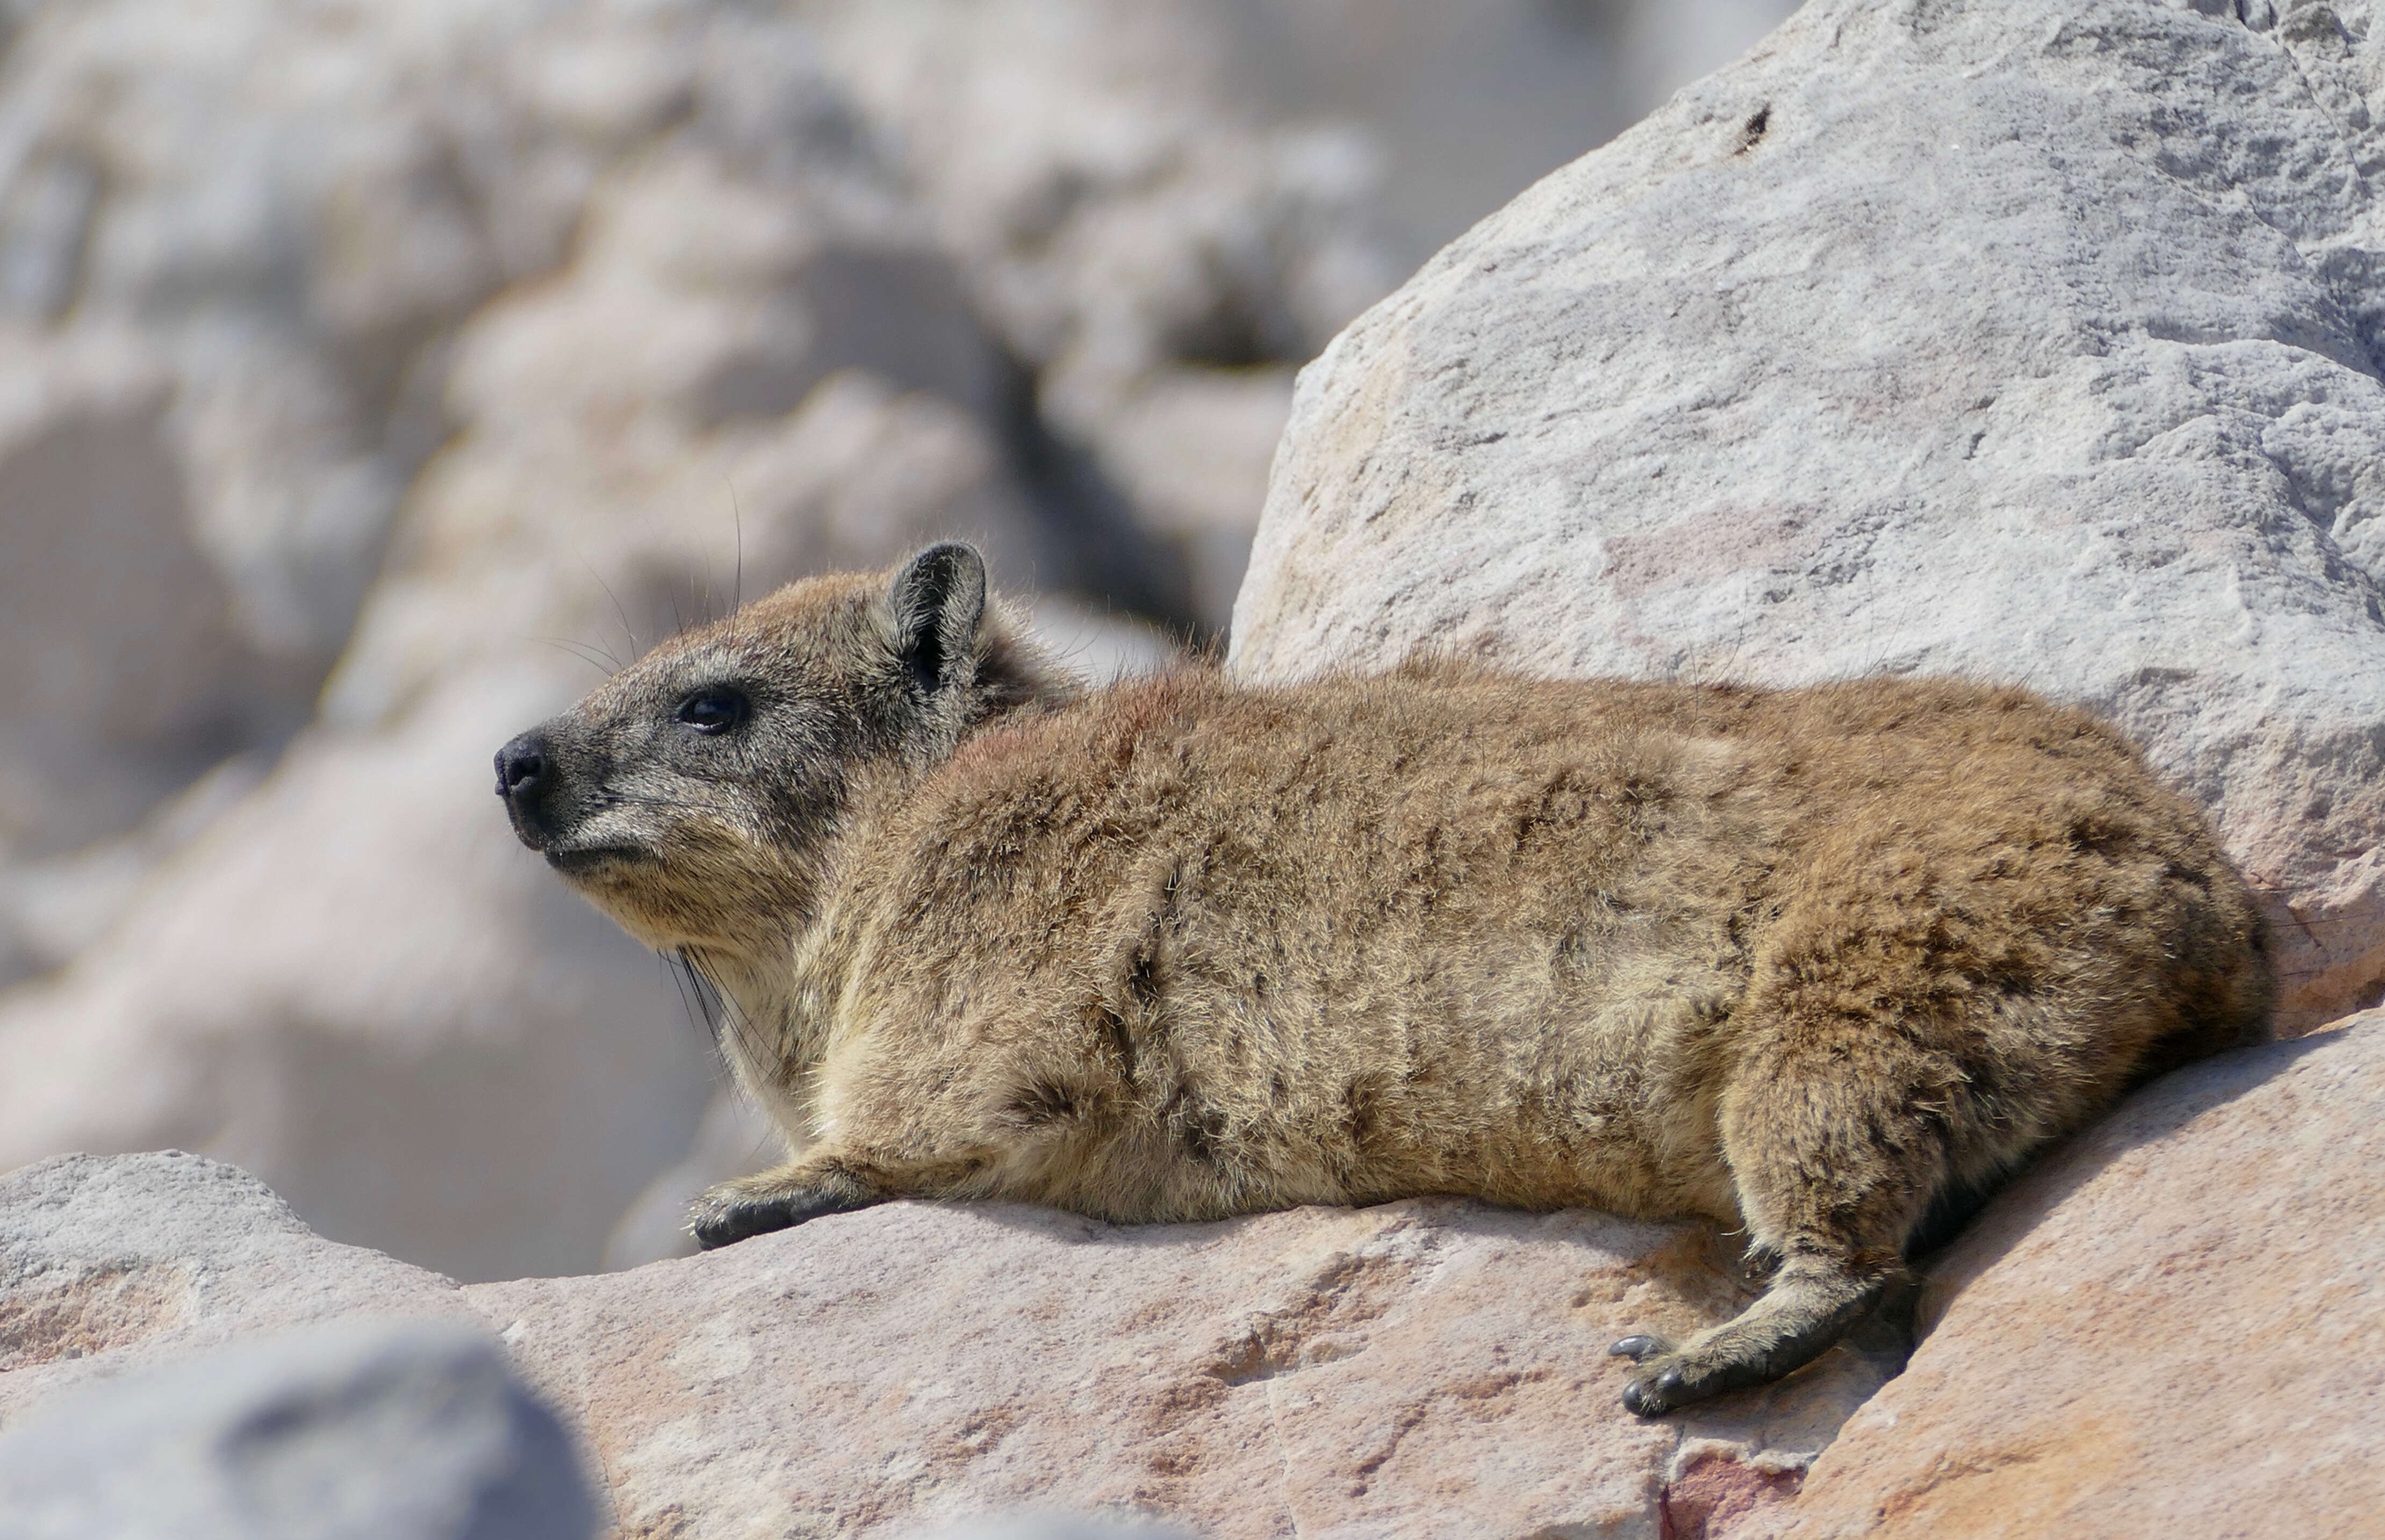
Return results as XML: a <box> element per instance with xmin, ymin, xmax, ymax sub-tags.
<box><xmin>0</xmin><ymin>1153</ymin><xmax>472</xmax><ymax>1415</ymax></box>
<box><xmin>599</xmin><ymin>1086</ymin><xmax>782</xmax><ymax>1273</ymax></box>
<box><xmin>0</xmin><ymin>1316</ymin><xmax>592</xmax><ymax>1540</ymax></box>
<box><xmin>1744</xmin><ymin>1009</ymin><xmax>2385</xmax><ymax>1539</ymax></box>
<box><xmin>23</xmin><ymin>1009</ymin><xmax>2379</xmax><ymax>1540</ymax></box>
<box><xmin>1230</xmin><ymin>0</ymin><xmax>2385</xmax><ymax>1030</ymax></box>
<box><xmin>0</xmin><ymin>334</ymin><xmax>280</xmax><ymax>874</ymax></box>
<box><xmin>802</xmin><ymin>0</ymin><xmax>1402</xmax><ymax>630</ymax></box>
<box><xmin>0</xmin><ymin>666</ymin><xmax>723</xmax><ymax>1284</ymax></box>
<box><xmin>0</xmin><ymin>1151</ymin><xmax>1901</xmax><ymax>1539</ymax></box>
<box><xmin>902</xmin><ymin>1523</ymin><xmax>1192</xmax><ymax>1540</ymax></box>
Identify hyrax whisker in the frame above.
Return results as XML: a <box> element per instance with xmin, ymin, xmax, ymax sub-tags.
<box><xmin>495</xmin><ymin>542</ymin><xmax>2273</xmax><ymax>1415</ymax></box>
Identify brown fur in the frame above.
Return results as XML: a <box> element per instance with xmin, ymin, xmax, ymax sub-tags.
<box><xmin>495</xmin><ymin>545</ymin><xmax>2272</xmax><ymax>1414</ymax></box>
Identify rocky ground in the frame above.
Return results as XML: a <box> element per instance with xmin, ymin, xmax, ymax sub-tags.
<box><xmin>5</xmin><ymin>1014</ymin><xmax>2375</xmax><ymax>1537</ymax></box>
<box><xmin>6</xmin><ymin>0</ymin><xmax>2385</xmax><ymax>1536</ymax></box>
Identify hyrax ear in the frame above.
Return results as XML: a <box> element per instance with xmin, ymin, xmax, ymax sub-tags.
<box><xmin>885</xmin><ymin>542</ymin><xmax>988</xmax><ymax>696</ymax></box>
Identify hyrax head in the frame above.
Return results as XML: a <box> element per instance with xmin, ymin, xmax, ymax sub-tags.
<box><xmin>495</xmin><ymin>543</ymin><xmax>1062</xmax><ymax>957</ymax></box>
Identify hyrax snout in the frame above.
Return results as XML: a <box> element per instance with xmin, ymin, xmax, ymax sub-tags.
<box><xmin>498</xmin><ymin>543</ymin><xmax>2272</xmax><ymax>1415</ymax></box>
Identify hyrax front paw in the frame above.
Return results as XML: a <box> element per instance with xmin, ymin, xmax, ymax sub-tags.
<box><xmin>687</xmin><ymin>1181</ymin><xmax>862</xmax><ymax>1250</ymax></box>
<box><xmin>1609</xmin><ymin>1334</ymin><xmax>1739</xmax><ymax>1417</ymax></box>
<box><xmin>1608</xmin><ymin>1332</ymin><xmax>1776</xmax><ymax>1417</ymax></box>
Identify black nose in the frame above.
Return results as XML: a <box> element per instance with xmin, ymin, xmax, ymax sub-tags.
<box><xmin>495</xmin><ymin>731</ymin><xmax>550</xmax><ymax>802</ymax></box>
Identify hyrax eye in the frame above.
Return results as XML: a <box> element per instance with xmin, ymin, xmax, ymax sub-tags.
<box><xmin>674</xmin><ymin>689</ymin><xmax>749</xmax><ymax>736</ymax></box>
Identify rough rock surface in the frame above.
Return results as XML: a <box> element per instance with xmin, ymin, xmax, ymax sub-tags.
<box><xmin>1748</xmin><ymin>1008</ymin><xmax>2385</xmax><ymax>1538</ymax></box>
<box><xmin>1231</xmin><ymin>0</ymin><xmax>2385</xmax><ymax>1030</ymax></box>
<box><xmin>0</xmin><ymin>1153</ymin><xmax>1901</xmax><ymax>1539</ymax></box>
<box><xmin>12</xmin><ymin>1015</ymin><xmax>2381</xmax><ymax>1539</ymax></box>
<box><xmin>0</xmin><ymin>1318</ymin><xmax>592</xmax><ymax>1540</ymax></box>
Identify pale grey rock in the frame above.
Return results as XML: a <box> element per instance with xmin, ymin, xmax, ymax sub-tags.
<box><xmin>902</xmin><ymin>1522</ymin><xmax>1196</xmax><ymax>1540</ymax></box>
<box><xmin>0</xmin><ymin>1153</ymin><xmax>471</xmax><ymax>1422</ymax></box>
<box><xmin>801</xmin><ymin>0</ymin><xmax>1403</xmax><ymax>628</ymax></box>
<box><xmin>1233</xmin><ymin>0</ymin><xmax>2385</xmax><ymax>1029</ymax></box>
<box><xmin>599</xmin><ymin>1088</ymin><xmax>780</xmax><ymax>1273</ymax></box>
<box><xmin>0</xmin><ymin>668</ymin><xmax>721</xmax><ymax>1283</ymax></box>
<box><xmin>0</xmin><ymin>336</ymin><xmax>279</xmax><ymax>869</ymax></box>
<box><xmin>0</xmin><ymin>1318</ymin><xmax>591</xmax><ymax>1540</ymax></box>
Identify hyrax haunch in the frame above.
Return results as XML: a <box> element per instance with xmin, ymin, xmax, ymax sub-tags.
<box><xmin>496</xmin><ymin>544</ymin><xmax>2271</xmax><ymax>1415</ymax></box>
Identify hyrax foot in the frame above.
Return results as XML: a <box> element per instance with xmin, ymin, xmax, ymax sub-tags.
<box><xmin>688</xmin><ymin>1163</ymin><xmax>882</xmax><ymax>1249</ymax></box>
<box><xmin>1607</xmin><ymin>1264</ymin><xmax>1887</xmax><ymax>1416</ymax></box>
<box><xmin>1608</xmin><ymin>1334</ymin><xmax>1770</xmax><ymax>1417</ymax></box>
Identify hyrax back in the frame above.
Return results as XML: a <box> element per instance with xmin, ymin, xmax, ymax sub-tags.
<box><xmin>497</xmin><ymin>544</ymin><xmax>2272</xmax><ymax>1415</ymax></box>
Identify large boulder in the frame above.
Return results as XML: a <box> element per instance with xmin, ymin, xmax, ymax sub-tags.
<box><xmin>1230</xmin><ymin>0</ymin><xmax>2385</xmax><ymax>1031</ymax></box>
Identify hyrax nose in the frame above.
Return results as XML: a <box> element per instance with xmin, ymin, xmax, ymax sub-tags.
<box><xmin>495</xmin><ymin>731</ymin><xmax>551</xmax><ymax>804</ymax></box>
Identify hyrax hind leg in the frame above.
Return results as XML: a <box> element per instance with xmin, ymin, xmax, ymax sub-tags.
<box><xmin>1612</xmin><ymin>1021</ymin><xmax>1953</xmax><ymax>1416</ymax></box>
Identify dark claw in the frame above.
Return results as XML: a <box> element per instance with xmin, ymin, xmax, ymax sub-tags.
<box><xmin>1621</xmin><ymin>1378</ymin><xmax>1661</xmax><ymax>1416</ymax></box>
<box><xmin>1608</xmin><ymin>1335</ymin><xmax>1668</xmax><ymax>1362</ymax></box>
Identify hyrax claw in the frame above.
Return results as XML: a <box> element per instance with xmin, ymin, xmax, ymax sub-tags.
<box><xmin>502</xmin><ymin>542</ymin><xmax>2275</xmax><ymax>1408</ymax></box>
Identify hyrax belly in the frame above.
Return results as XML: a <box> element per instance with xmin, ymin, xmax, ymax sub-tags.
<box><xmin>814</xmin><ymin>899</ymin><xmax>1756</xmax><ymax>1232</ymax></box>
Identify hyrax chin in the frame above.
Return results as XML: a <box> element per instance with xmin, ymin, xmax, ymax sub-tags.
<box><xmin>497</xmin><ymin>543</ymin><xmax>2271</xmax><ymax>1415</ymax></box>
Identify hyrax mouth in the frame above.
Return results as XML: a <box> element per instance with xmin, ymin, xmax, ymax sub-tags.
<box><xmin>543</xmin><ymin>843</ymin><xmax>654</xmax><ymax>875</ymax></box>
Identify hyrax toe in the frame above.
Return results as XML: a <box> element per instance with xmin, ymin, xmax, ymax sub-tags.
<box><xmin>1607</xmin><ymin>1335</ymin><xmax>1672</xmax><ymax>1363</ymax></box>
<box><xmin>1620</xmin><ymin>1364</ymin><xmax>1691</xmax><ymax>1418</ymax></box>
<box><xmin>1616</xmin><ymin>1346</ymin><xmax>1754</xmax><ymax>1418</ymax></box>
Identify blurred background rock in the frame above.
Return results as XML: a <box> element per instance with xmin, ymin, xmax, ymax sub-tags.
<box><xmin>0</xmin><ymin>0</ymin><xmax>1797</xmax><ymax>1282</ymax></box>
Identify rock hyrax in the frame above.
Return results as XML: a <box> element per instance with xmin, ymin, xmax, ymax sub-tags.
<box><xmin>496</xmin><ymin>544</ymin><xmax>2271</xmax><ymax>1415</ymax></box>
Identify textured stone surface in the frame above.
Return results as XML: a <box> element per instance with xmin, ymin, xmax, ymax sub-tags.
<box><xmin>0</xmin><ymin>1318</ymin><xmax>592</xmax><ymax>1540</ymax></box>
<box><xmin>1745</xmin><ymin>1010</ymin><xmax>2385</xmax><ymax>1539</ymax></box>
<box><xmin>0</xmin><ymin>1153</ymin><xmax>472</xmax><ymax>1422</ymax></box>
<box><xmin>0</xmin><ymin>1153</ymin><xmax>1900</xmax><ymax>1540</ymax></box>
<box><xmin>17</xmin><ymin>1009</ymin><xmax>2380</xmax><ymax>1540</ymax></box>
<box><xmin>1231</xmin><ymin>0</ymin><xmax>2385</xmax><ymax>1030</ymax></box>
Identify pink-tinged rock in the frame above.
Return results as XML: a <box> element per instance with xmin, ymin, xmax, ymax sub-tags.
<box><xmin>2</xmin><ymin>1153</ymin><xmax>1901</xmax><ymax>1538</ymax></box>
<box><xmin>477</xmin><ymin>1200</ymin><xmax>1896</xmax><ymax>1540</ymax></box>
<box><xmin>1742</xmin><ymin>1011</ymin><xmax>2385</xmax><ymax>1540</ymax></box>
